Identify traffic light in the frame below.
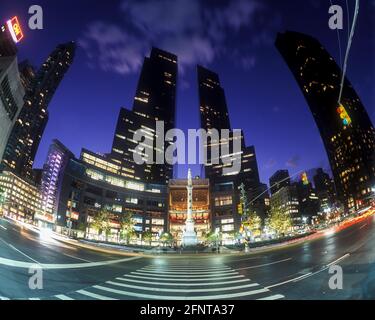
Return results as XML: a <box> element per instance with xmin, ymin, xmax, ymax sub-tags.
<box><xmin>301</xmin><ymin>172</ymin><xmax>309</xmax><ymax>185</ymax></box>
<box><xmin>237</xmin><ymin>203</ymin><xmax>243</xmax><ymax>215</ymax></box>
<box><xmin>337</xmin><ymin>104</ymin><xmax>352</xmax><ymax>126</ymax></box>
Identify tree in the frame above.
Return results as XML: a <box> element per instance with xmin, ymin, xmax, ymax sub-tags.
<box><xmin>91</xmin><ymin>209</ymin><xmax>112</xmax><ymax>242</ymax></box>
<box><xmin>243</xmin><ymin>213</ymin><xmax>262</xmax><ymax>239</ymax></box>
<box><xmin>268</xmin><ymin>206</ymin><xmax>293</xmax><ymax>237</ymax></box>
<box><xmin>203</xmin><ymin>231</ymin><xmax>221</xmax><ymax>246</ymax></box>
<box><xmin>160</xmin><ymin>232</ymin><xmax>174</xmax><ymax>247</ymax></box>
<box><xmin>142</xmin><ymin>230</ymin><xmax>153</xmax><ymax>246</ymax></box>
<box><xmin>119</xmin><ymin>212</ymin><xmax>137</xmax><ymax>244</ymax></box>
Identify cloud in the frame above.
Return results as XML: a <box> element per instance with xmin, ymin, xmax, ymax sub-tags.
<box><xmin>263</xmin><ymin>158</ymin><xmax>277</xmax><ymax>169</ymax></box>
<box><xmin>286</xmin><ymin>155</ymin><xmax>300</xmax><ymax>168</ymax></box>
<box><xmin>79</xmin><ymin>0</ymin><xmax>278</xmax><ymax>76</ymax></box>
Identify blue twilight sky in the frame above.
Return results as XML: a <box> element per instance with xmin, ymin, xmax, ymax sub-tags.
<box><xmin>0</xmin><ymin>0</ymin><xmax>374</xmax><ymax>185</ymax></box>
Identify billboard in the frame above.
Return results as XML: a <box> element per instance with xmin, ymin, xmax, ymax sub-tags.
<box><xmin>6</xmin><ymin>16</ymin><xmax>24</xmax><ymax>43</ymax></box>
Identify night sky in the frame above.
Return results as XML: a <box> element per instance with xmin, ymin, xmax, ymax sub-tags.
<box><xmin>0</xmin><ymin>0</ymin><xmax>374</xmax><ymax>185</ymax></box>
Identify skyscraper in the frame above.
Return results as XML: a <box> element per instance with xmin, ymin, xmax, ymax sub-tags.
<box><xmin>197</xmin><ymin>65</ymin><xmax>266</xmax><ymax>233</ymax></box>
<box><xmin>1</xmin><ymin>42</ymin><xmax>75</xmax><ymax>180</ymax></box>
<box><xmin>111</xmin><ymin>48</ymin><xmax>178</xmax><ymax>184</ymax></box>
<box><xmin>269</xmin><ymin>170</ymin><xmax>291</xmax><ymax>195</ymax></box>
<box><xmin>0</xmin><ymin>56</ymin><xmax>25</xmax><ymax>162</ymax></box>
<box><xmin>276</xmin><ymin>31</ymin><xmax>375</xmax><ymax>211</ymax></box>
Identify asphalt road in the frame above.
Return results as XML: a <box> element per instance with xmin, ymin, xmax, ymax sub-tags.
<box><xmin>0</xmin><ymin>213</ymin><xmax>375</xmax><ymax>300</ymax></box>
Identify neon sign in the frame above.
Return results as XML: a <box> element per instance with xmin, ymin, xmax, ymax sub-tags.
<box><xmin>337</xmin><ymin>104</ymin><xmax>352</xmax><ymax>126</ymax></box>
<box><xmin>6</xmin><ymin>16</ymin><xmax>24</xmax><ymax>43</ymax></box>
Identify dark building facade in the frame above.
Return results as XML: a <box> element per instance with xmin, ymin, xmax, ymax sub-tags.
<box><xmin>294</xmin><ymin>179</ymin><xmax>320</xmax><ymax>222</ymax></box>
<box><xmin>313</xmin><ymin>168</ymin><xmax>336</xmax><ymax>212</ymax></box>
<box><xmin>269</xmin><ymin>170</ymin><xmax>291</xmax><ymax>195</ymax></box>
<box><xmin>197</xmin><ymin>65</ymin><xmax>267</xmax><ymax>233</ymax></box>
<box><xmin>0</xmin><ymin>23</ymin><xmax>17</xmax><ymax>57</ymax></box>
<box><xmin>18</xmin><ymin>60</ymin><xmax>36</xmax><ymax>91</ymax></box>
<box><xmin>1</xmin><ymin>42</ymin><xmax>75</xmax><ymax>180</ymax></box>
<box><xmin>276</xmin><ymin>31</ymin><xmax>375</xmax><ymax>211</ymax></box>
<box><xmin>110</xmin><ymin>48</ymin><xmax>178</xmax><ymax>185</ymax></box>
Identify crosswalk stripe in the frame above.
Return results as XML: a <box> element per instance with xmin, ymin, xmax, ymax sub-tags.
<box><xmin>132</xmin><ymin>271</ymin><xmax>238</xmax><ymax>278</ymax></box>
<box><xmin>116</xmin><ymin>277</ymin><xmax>251</xmax><ymax>287</ymax></box>
<box><xmin>28</xmin><ymin>298</ymin><xmax>40</xmax><ymax>300</ymax></box>
<box><xmin>55</xmin><ymin>294</ymin><xmax>74</xmax><ymax>300</ymax></box>
<box><xmin>76</xmin><ymin>289</ymin><xmax>118</xmax><ymax>300</ymax></box>
<box><xmin>144</xmin><ymin>266</ymin><xmax>231</xmax><ymax>270</ymax></box>
<box><xmin>106</xmin><ymin>280</ymin><xmax>259</xmax><ymax>293</ymax></box>
<box><xmin>0</xmin><ymin>296</ymin><xmax>10</xmax><ymax>300</ymax></box>
<box><xmin>257</xmin><ymin>294</ymin><xmax>285</xmax><ymax>300</ymax></box>
<box><xmin>143</xmin><ymin>268</ymin><xmax>232</xmax><ymax>272</ymax></box>
<box><xmin>138</xmin><ymin>269</ymin><xmax>235</xmax><ymax>275</ymax></box>
<box><xmin>93</xmin><ymin>285</ymin><xmax>271</xmax><ymax>300</ymax></box>
<box><xmin>125</xmin><ymin>274</ymin><xmax>245</xmax><ymax>282</ymax></box>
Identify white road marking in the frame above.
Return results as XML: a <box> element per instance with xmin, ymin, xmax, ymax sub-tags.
<box><xmin>6</xmin><ymin>242</ymin><xmax>40</xmax><ymax>264</ymax></box>
<box><xmin>116</xmin><ymin>277</ymin><xmax>251</xmax><ymax>287</ymax></box>
<box><xmin>63</xmin><ymin>253</ymin><xmax>92</xmax><ymax>263</ymax></box>
<box><xmin>131</xmin><ymin>271</ymin><xmax>238</xmax><ymax>278</ymax></box>
<box><xmin>0</xmin><ymin>255</ymin><xmax>142</xmax><ymax>269</ymax></box>
<box><xmin>76</xmin><ymin>289</ymin><xmax>118</xmax><ymax>300</ymax></box>
<box><xmin>124</xmin><ymin>274</ymin><xmax>245</xmax><ymax>282</ymax></box>
<box><xmin>235</xmin><ymin>258</ymin><xmax>292</xmax><ymax>271</ymax></box>
<box><xmin>144</xmin><ymin>266</ymin><xmax>231</xmax><ymax>271</ymax></box>
<box><xmin>93</xmin><ymin>284</ymin><xmax>270</xmax><ymax>300</ymax></box>
<box><xmin>0</xmin><ymin>296</ymin><xmax>10</xmax><ymax>300</ymax></box>
<box><xmin>359</xmin><ymin>224</ymin><xmax>367</xmax><ymax>230</ymax></box>
<box><xmin>29</xmin><ymin>298</ymin><xmax>41</xmax><ymax>300</ymax></box>
<box><xmin>266</xmin><ymin>253</ymin><xmax>351</xmax><ymax>289</ymax></box>
<box><xmin>106</xmin><ymin>280</ymin><xmax>259</xmax><ymax>293</ymax></box>
<box><xmin>327</xmin><ymin>253</ymin><xmax>350</xmax><ymax>267</ymax></box>
<box><xmin>265</xmin><ymin>273</ymin><xmax>313</xmax><ymax>289</ymax></box>
<box><xmin>257</xmin><ymin>294</ymin><xmax>285</xmax><ymax>300</ymax></box>
<box><xmin>137</xmin><ymin>269</ymin><xmax>235</xmax><ymax>275</ymax></box>
<box><xmin>55</xmin><ymin>294</ymin><xmax>74</xmax><ymax>300</ymax></box>
<box><xmin>0</xmin><ymin>225</ymin><xmax>7</xmax><ymax>230</ymax></box>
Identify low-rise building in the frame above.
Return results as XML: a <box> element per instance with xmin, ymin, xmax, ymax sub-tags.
<box><xmin>55</xmin><ymin>148</ymin><xmax>168</xmax><ymax>242</ymax></box>
<box><xmin>0</xmin><ymin>170</ymin><xmax>42</xmax><ymax>223</ymax></box>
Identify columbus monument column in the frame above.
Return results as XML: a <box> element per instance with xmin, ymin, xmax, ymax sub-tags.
<box><xmin>182</xmin><ymin>169</ymin><xmax>198</xmax><ymax>246</ymax></box>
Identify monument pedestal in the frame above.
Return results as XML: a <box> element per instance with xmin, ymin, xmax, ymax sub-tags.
<box><xmin>182</xmin><ymin>219</ymin><xmax>198</xmax><ymax>247</ymax></box>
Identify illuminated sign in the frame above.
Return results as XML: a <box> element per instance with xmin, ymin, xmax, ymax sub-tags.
<box><xmin>337</xmin><ymin>104</ymin><xmax>352</xmax><ymax>126</ymax></box>
<box><xmin>301</xmin><ymin>172</ymin><xmax>309</xmax><ymax>185</ymax></box>
<box><xmin>70</xmin><ymin>212</ymin><xmax>79</xmax><ymax>221</ymax></box>
<box><xmin>6</xmin><ymin>16</ymin><xmax>24</xmax><ymax>43</ymax></box>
